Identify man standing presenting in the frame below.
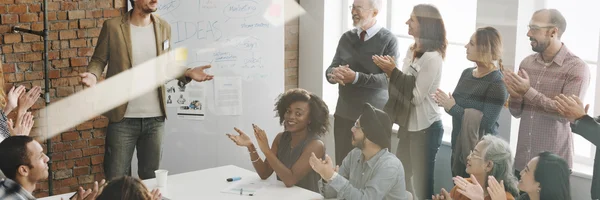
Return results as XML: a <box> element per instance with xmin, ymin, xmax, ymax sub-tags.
<box><xmin>80</xmin><ymin>0</ymin><xmax>214</xmax><ymax>180</ymax></box>
<box><xmin>504</xmin><ymin>9</ymin><xmax>590</xmax><ymax>175</ymax></box>
<box><xmin>326</xmin><ymin>0</ymin><xmax>398</xmax><ymax>164</ymax></box>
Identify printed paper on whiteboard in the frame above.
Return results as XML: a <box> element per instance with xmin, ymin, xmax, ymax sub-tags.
<box><xmin>176</xmin><ymin>82</ymin><xmax>206</xmax><ymax>120</ymax></box>
<box><xmin>164</xmin><ymin>79</ymin><xmax>180</xmax><ymax>108</ymax></box>
<box><xmin>214</xmin><ymin>76</ymin><xmax>243</xmax><ymax>116</ymax></box>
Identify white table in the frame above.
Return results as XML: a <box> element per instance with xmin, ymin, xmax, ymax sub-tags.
<box><xmin>39</xmin><ymin>165</ymin><xmax>324</xmax><ymax>200</ymax></box>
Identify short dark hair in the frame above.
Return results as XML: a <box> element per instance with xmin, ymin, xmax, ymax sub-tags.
<box><xmin>411</xmin><ymin>4</ymin><xmax>448</xmax><ymax>59</ymax></box>
<box><xmin>274</xmin><ymin>88</ymin><xmax>330</xmax><ymax>137</ymax></box>
<box><xmin>534</xmin><ymin>9</ymin><xmax>567</xmax><ymax>38</ymax></box>
<box><xmin>96</xmin><ymin>176</ymin><xmax>152</xmax><ymax>200</ymax></box>
<box><xmin>0</xmin><ymin>136</ymin><xmax>34</xmax><ymax>180</ymax></box>
<box><xmin>535</xmin><ymin>151</ymin><xmax>571</xmax><ymax>200</ymax></box>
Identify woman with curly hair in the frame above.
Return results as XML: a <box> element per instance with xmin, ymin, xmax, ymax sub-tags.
<box><xmin>227</xmin><ymin>88</ymin><xmax>330</xmax><ymax>192</ymax></box>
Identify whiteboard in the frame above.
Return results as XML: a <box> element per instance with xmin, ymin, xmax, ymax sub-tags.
<box><xmin>127</xmin><ymin>0</ymin><xmax>285</xmax><ymax>175</ymax></box>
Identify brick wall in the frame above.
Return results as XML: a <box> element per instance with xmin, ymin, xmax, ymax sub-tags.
<box><xmin>1</xmin><ymin>0</ymin><xmax>121</xmax><ymax>197</ymax></box>
<box><xmin>284</xmin><ymin>0</ymin><xmax>299</xmax><ymax>90</ymax></box>
<box><xmin>0</xmin><ymin>0</ymin><xmax>299</xmax><ymax>198</ymax></box>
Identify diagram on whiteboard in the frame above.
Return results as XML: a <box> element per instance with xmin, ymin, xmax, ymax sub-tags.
<box><xmin>165</xmin><ymin>79</ymin><xmax>206</xmax><ymax>120</ymax></box>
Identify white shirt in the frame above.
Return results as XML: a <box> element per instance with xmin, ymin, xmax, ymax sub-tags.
<box><xmin>352</xmin><ymin>22</ymin><xmax>383</xmax><ymax>84</ymax></box>
<box><xmin>356</xmin><ymin>22</ymin><xmax>383</xmax><ymax>41</ymax></box>
<box><xmin>401</xmin><ymin>48</ymin><xmax>443</xmax><ymax>131</ymax></box>
<box><xmin>124</xmin><ymin>23</ymin><xmax>163</xmax><ymax>118</ymax></box>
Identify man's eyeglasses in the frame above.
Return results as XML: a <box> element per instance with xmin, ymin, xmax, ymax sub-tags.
<box><xmin>349</xmin><ymin>5</ymin><xmax>372</xmax><ymax>12</ymax></box>
<box><xmin>527</xmin><ymin>25</ymin><xmax>555</xmax><ymax>31</ymax></box>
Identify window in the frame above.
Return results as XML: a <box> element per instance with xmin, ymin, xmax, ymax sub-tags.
<box><xmin>545</xmin><ymin>0</ymin><xmax>599</xmax><ymax>165</ymax></box>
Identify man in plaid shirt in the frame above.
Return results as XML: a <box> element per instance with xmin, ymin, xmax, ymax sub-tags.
<box><xmin>504</xmin><ymin>9</ymin><xmax>590</xmax><ymax>176</ymax></box>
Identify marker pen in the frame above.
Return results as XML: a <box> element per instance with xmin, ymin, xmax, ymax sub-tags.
<box><xmin>227</xmin><ymin>176</ymin><xmax>241</xmax><ymax>182</ymax></box>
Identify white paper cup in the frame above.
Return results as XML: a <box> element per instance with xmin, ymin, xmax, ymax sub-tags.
<box><xmin>155</xmin><ymin>169</ymin><xmax>168</xmax><ymax>187</ymax></box>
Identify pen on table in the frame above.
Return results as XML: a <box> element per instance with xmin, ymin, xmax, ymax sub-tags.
<box><xmin>227</xmin><ymin>176</ymin><xmax>241</xmax><ymax>182</ymax></box>
<box><xmin>239</xmin><ymin>188</ymin><xmax>254</xmax><ymax>196</ymax></box>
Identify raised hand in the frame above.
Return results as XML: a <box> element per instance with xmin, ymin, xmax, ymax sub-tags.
<box><xmin>8</xmin><ymin>112</ymin><xmax>34</xmax><ymax>137</ymax></box>
<box><xmin>372</xmin><ymin>55</ymin><xmax>396</xmax><ymax>76</ymax></box>
<box><xmin>185</xmin><ymin>65</ymin><xmax>214</xmax><ymax>82</ymax></box>
<box><xmin>18</xmin><ymin>86</ymin><xmax>41</xmax><ymax>112</ymax></box>
<box><xmin>309</xmin><ymin>153</ymin><xmax>335</xmax><ymax>180</ymax></box>
<box><xmin>433</xmin><ymin>88</ymin><xmax>455</xmax><ymax>111</ymax></box>
<box><xmin>487</xmin><ymin>176</ymin><xmax>507</xmax><ymax>200</ymax></box>
<box><xmin>252</xmin><ymin>124</ymin><xmax>271</xmax><ymax>154</ymax></box>
<box><xmin>150</xmin><ymin>188</ymin><xmax>162</xmax><ymax>200</ymax></box>
<box><xmin>5</xmin><ymin>85</ymin><xmax>26</xmax><ymax>114</ymax></box>
<box><xmin>432</xmin><ymin>188</ymin><xmax>452</xmax><ymax>200</ymax></box>
<box><xmin>226</xmin><ymin>127</ymin><xmax>253</xmax><ymax>147</ymax></box>
<box><xmin>454</xmin><ymin>175</ymin><xmax>484</xmax><ymax>200</ymax></box>
<box><xmin>554</xmin><ymin>94</ymin><xmax>588</xmax><ymax>122</ymax></box>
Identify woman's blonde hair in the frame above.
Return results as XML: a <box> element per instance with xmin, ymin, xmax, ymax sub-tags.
<box><xmin>473</xmin><ymin>26</ymin><xmax>504</xmax><ymax>71</ymax></box>
<box><xmin>0</xmin><ymin>67</ymin><xmax>7</xmax><ymax>108</ymax></box>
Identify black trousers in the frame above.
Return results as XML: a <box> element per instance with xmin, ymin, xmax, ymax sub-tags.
<box><xmin>334</xmin><ymin>114</ymin><xmax>355</xmax><ymax>165</ymax></box>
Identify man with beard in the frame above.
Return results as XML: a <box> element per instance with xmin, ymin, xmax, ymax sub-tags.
<box><xmin>79</xmin><ymin>0</ymin><xmax>214</xmax><ymax>180</ymax></box>
<box><xmin>503</xmin><ymin>9</ymin><xmax>590</xmax><ymax>177</ymax></box>
<box><xmin>326</xmin><ymin>0</ymin><xmax>398</xmax><ymax>165</ymax></box>
<box><xmin>309</xmin><ymin>103</ymin><xmax>410</xmax><ymax>200</ymax></box>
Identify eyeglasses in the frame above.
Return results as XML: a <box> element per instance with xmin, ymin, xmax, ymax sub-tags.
<box><xmin>468</xmin><ymin>150</ymin><xmax>483</xmax><ymax>160</ymax></box>
<box><xmin>349</xmin><ymin>5</ymin><xmax>372</xmax><ymax>12</ymax></box>
<box><xmin>527</xmin><ymin>25</ymin><xmax>555</xmax><ymax>31</ymax></box>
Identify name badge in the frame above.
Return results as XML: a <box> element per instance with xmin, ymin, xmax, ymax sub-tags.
<box><xmin>163</xmin><ymin>40</ymin><xmax>170</xmax><ymax>50</ymax></box>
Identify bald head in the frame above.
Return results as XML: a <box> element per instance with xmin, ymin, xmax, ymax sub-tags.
<box><xmin>533</xmin><ymin>9</ymin><xmax>567</xmax><ymax>38</ymax></box>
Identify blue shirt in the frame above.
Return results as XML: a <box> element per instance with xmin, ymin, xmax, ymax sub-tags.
<box><xmin>319</xmin><ymin>148</ymin><xmax>410</xmax><ymax>200</ymax></box>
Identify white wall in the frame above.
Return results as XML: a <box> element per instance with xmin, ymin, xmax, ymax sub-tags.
<box><xmin>297</xmin><ymin>0</ymin><xmax>594</xmax><ymax>199</ymax></box>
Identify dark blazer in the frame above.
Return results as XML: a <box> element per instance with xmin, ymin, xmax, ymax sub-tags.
<box><xmin>571</xmin><ymin>115</ymin><xmax>600</xmax><ymax>199</ymax></box>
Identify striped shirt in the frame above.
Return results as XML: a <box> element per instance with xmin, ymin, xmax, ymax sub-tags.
<box><xmin>0</xmin><ymin>110</ymin><xmax>11</xmax><ymax>142</ymax></box>
<box><xmin>509</xmin><ymin>44</ymin><xmax>590</xmax><ymax>170</ymax></box>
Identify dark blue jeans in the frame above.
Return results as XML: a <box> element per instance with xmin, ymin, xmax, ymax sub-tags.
<box><xmin>396</xmin><ymin>120</ymin><xmax>443</xmax><ymax>200</ymax></box>
<box><xmin>104</xmin><ymin>117</ymin><xmax>165</xmax><ymax>180</ymax></box>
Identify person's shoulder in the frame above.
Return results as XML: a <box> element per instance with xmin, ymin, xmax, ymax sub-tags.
<box><xmin>376</xmin><ymin>28</ymin><xmax>394</xmax><ymax>37</ymax></box>
<box><xmin>153</xmin><ymin>14</ymin><xmax>170</xmax><ymax>26</ymax></box>
<box><xmin>342</xmin><ymin>29</ymin><xmax>357</xmax><ymax>36</ymax></box>
<box><xmin>519</xmin><ymin>53</ymin><xmax>538</xmax><ymax>65</ymax></box>
<box><xmin>462</xmin><ymin>67</ymin><xmax>475</xmax><ymax>74</ymax></box>
<box><xmin>349</xmin><ymin>147</ymin><xmax>361</xmax><ymax>154</ymax></box>
<box><xmin>562</xmin><ymin>53</ymin><xmax>588</xmax><ymax>70</ymax></box>
<box><xmin>275</xmin><ymin>131</ymin><xmax>286</xmax><ymax>140</ymax></box>
<box><xmin>379</xmin><ymin>151</ymin><xmax>401</xmax><ymax>168</ymax></box>
<box><xmin>305</xmin><ymin>138</ymin><xmax>325</xmax><ymax>150</ymax></box>
<box><xmin>348</xmin><ymin>148</ymin><xmax>362</xmax><ymax>158</ymax></box>
<box><xmin>104</xmin><ymin>14</ymin><xmax>125</xmax><ymax>25</ymax></box>
<box><xmin>488</xmin><ymin>69</ymin><xmax>505</xmax><ymax>81</ymax></box>
<box><xmin>421</xmin><ymin>51</ymin><xmax>444</xmax><ymax>64</ymax></box>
